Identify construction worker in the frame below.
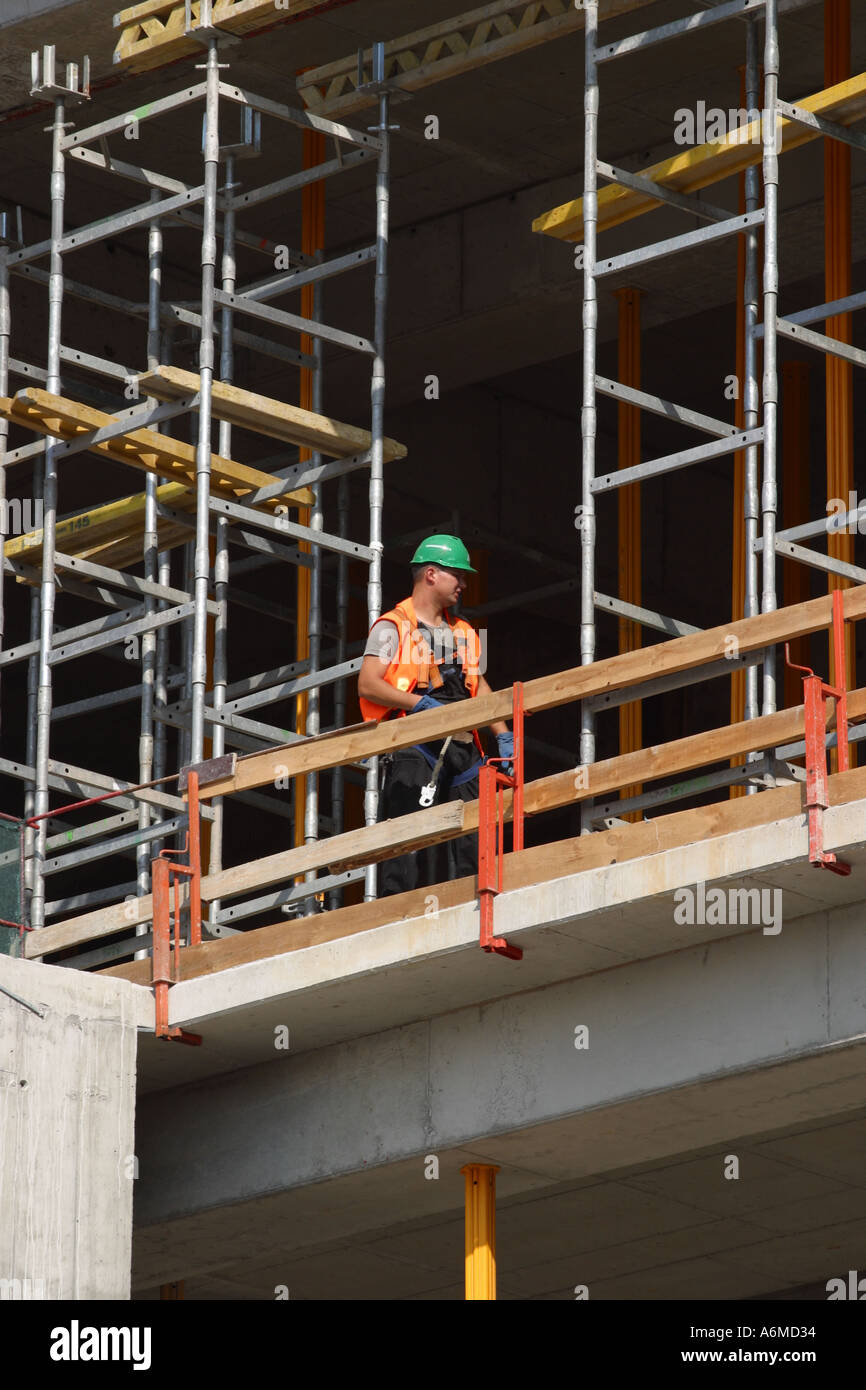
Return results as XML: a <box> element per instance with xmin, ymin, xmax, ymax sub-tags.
<box><xmin>358</xmin><ymin>534</ymin><xmax>513</xmax><ymax>897</ymax></box>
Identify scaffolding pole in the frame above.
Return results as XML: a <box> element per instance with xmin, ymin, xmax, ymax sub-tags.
<box><xmin>207</xmin><ymin>148</ymin><xmax>237</xmax><ymax>934</ymax></box>
<box><xmin>364</xmin><ymin>49</ymin><xmax>392</xmax><ymax>902</ymax></box>
<box><xmin>761</xmin><ymin>0</ymin><xmax>780</xmax><ymax>718</ymax></box>
<box><xmin>578</xmin><ymin>0</ymin><xmax>599</xmax><ymax>835</ymax></box>
<box><xmin>30</xmin><ymin>88</ymin><xmax>67</xmax><ymax>931</ymax></box>
<box><xmin>189</xmin><ymin>38</ymin><xmax>221</xmax><ymax>766</ymax></box>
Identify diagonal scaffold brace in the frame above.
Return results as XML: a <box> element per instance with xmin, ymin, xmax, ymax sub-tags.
<box><xmin>784</xmin><ymin>588</ymin><xmax>852</xmax><ymax>876</ymax></box>
<box><xmin>477</xmin><ymin>681</ymin><xmax>526</xmax><ymax>961</ymax></box>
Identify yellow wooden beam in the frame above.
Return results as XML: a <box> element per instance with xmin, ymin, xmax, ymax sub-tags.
<box><xmin>113</xmin><ymin>0</ymin><xmax>325</xmax><ymax>74</ymax></box>
<box><xmin>4</xmin><ymin>481</ymin><xmax>192</xmax><ymax>567</ymax></box>
<box><xmin>533</xmin><ymin>73</ymin><xmax>866</xmax><ymax>242</ymax></box>
<box><xmin>139</xmin><ymin>365</ymin><xmax>407</xmax><ymax>463</ymax></box>
<box><xmin>0</xmin><ymin>389</ymin><xmax>313</xmax><ymax>508</ymax></box>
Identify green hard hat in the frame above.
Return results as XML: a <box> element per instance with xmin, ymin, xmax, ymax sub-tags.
<box><xmin>410</xmin><ymin>534</ymin><xmax>476</xmax><ymax>573</ymax></box>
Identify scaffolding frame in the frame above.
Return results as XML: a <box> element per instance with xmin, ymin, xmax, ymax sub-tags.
<box><xmin>0</xmin><ymin>27</ymin><xmax>398</xmax><ymax>955</ymax></box>
<box><xmin>551</xmin><ymin>0</ymin><xmax>863</xmax><ymax>826</ymax></box>
<box><xmin>1</xmin><ymin>0</ymin><xmax>858</xmax><ymax>961</ymax></box>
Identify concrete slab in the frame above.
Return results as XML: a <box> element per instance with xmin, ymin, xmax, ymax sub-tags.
<box><xmin>123</xmin><ymin>795</ymin><xmax>866</xmax><ymax>1095</ymax></box>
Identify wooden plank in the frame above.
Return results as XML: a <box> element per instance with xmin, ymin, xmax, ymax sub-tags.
<box><xmin>103</xmin><ymin>762</ymin><xmax>866</xmax><ymax>986</ymax></box>
<box><xmin>333</xmin><ymin>686</ymin><xmax>866</xmax><ymax>867</ymax></box>
<box><xmin>138</xmin><ymin>365</ymin><xmax>407</xmax><ymax>463</ymax></box>
<box><xmin>37</xmin><ymin>680</ymin><xmax>866</xmax><ymax>960</ymax></box>
<box><xmin>114</xmin><ymin>0</ymin><xmax>328</xmax><ymax>73</ymax></box>
<box><xmin>201</xmin><ymin>585</ymin><xmax>866</xmax><ymax>798</ymax></box>
<box><xmin>0</xmin><ymin>390</ymin><xmax>314</xmax><ymax>508</ymax></box>
<box><xmin>9</xmin><ymin>524</ymin><xmax>193</xmax><ymax>583</ymax></box>
<box><xmin>471</xmin><ymin>685</ymin><xmax>866</xmax><ymax>831</ymax></box>
<box><xmin>203</xmin><ymin>800</ymin><xmax>463</xmax><ymax>900</ymax></box>
<box><xmin>24</xmin><ymin>801</ymin><xmax>464</xmax><ymax>959</ymax></box>
<box><xmin>534</xmin><ymin>73</ymin><xmax>866</xmax><ymax>242</ymax></box>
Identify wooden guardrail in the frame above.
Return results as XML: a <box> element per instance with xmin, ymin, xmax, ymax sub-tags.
<box><xmin>26</xmin><ymin>584</ymin><xmax>866</xmax><ymax>960</ymax></box>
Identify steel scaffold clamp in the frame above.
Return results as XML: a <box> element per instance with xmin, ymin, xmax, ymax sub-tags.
<box><xmin>784</xmin><ymin>589</ymin><xmax>852</xmax><ymax>877</ymax></box>
<box><xmin>477</xmin><ymin>682</ymin><xmax>526</xmax><ymax>961</ymax></box>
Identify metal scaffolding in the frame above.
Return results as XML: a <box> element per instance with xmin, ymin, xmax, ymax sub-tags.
<box><xmin>552</xmin><ymin>0</ymin><xmax>864</xmax><ymax>827</ymax></box>
<box><xmin>0</xmin><ymin>27</ymin><xmax>398</xmax><ymax>962</ymax></box>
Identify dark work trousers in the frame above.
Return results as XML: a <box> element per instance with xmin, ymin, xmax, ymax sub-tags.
<box><xmin>377</xmin><ymin>739</ymin><xmax>482</xmax><ymax>897</ymax></box>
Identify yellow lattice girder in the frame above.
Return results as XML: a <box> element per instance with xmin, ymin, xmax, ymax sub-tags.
<box><xmin>113</xmin><ymin>0</ymin><xmax>325</xmax><ymax>73</ymax></box>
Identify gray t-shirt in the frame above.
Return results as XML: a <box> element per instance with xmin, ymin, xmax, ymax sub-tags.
<box><xmin>363</xmin><ymin>618</ymin><xmax>457</xmax><ymax>663</ymax></box>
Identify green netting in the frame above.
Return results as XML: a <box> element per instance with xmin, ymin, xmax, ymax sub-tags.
<box><xmin>0</xmin><ymin>819</ymin><xmax>22</xmax><ymax>956</ymax></box>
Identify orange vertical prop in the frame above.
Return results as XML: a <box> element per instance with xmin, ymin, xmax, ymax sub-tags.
<box><xmin>825</xmin><ymin>0</ymin><xmax>854</xmax><ymax>691</ymax></box>
<box><xmin>294</xmin><ymin>125</ymin><xmax>326</xmax><ymax>846</ymax></box>
<box><xmin>615</xmin><ymin>287</ymin><xmax>642</xmax><ymax>816</ymax></box>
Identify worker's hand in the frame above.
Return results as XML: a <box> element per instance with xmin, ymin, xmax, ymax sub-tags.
<box><xmin>496</xmin><ymin>731</ymin><xmax>515</xmax><ymax>777</ymax></box>
<box><xmin>412</xmin><ymin>692</ymin><xmax>443</xmax><ymax>713</ymax></box>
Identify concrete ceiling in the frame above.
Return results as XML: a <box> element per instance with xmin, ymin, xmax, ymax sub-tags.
<box><xmin>126</xmin><ymin>794</ymin><xmax>866</xmax><ymax>1299</ymax></box>
<box><xmin>131</xmin><ymin>1102</ymin><xmax>866</xmax><ymax>1299</ymax></box>
<box><xmin>1</xmin><ymin>1</ymin><xmax>852</xmax><ymax>319</ymax></box>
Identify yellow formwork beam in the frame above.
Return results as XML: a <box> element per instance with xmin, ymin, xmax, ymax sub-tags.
<box><xmin>0</xmin><ymin>389</ymin><xmax>313</xmax><ymax>509</ymax></box>
<box><xmin>5</xmin><ymin>482</ymin><xmax>194</xmax><ymax>574</ymax></box>
<box><xmin>533</xmin><ymin>73</ymin><xmax>866</xmax><ymax>242</ymax></box>
<box><xmin>113</xmin><ymin>0</ymin><xmax>325</xmax><ymax>74</ymax></box>
<box><xmin>462</xmin><ymin>1164</ymin><xmax>498</xmax><ymax>1300</ymax></box>
<box><xmin>139</xmin><ymin>365</ymin><xmax>406</xmax><ymax>464</ymax></box>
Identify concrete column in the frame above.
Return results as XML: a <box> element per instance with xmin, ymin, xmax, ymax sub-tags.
<box><xmin>0</xmin><ymin>957</ymin><xmax>149</xmax><ymax>1299</ymax></box>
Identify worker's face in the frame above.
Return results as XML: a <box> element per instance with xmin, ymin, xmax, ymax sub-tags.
<box><xmin>432</xmin><ymin>565</ymin><xmax>468</xmax><ymax>605</ymax></box>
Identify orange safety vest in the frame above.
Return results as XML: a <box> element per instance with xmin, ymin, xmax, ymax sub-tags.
<box><xmin>360</xmin><ymin>595</ymin><xmax>484</xmax><ymax>753</ymax></box>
